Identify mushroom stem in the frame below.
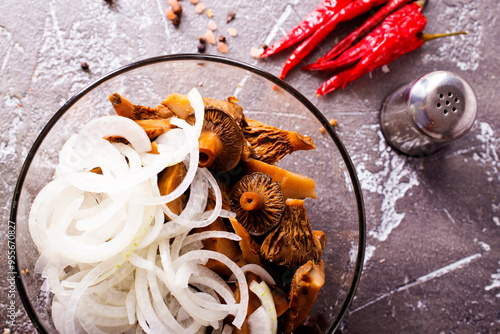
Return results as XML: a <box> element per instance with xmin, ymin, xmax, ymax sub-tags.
<box><xmin>240</xmin><ymin>191</ymin><xmax>265</xmax><ymax>211</ymax></box>
<box><xmin>198</xmin><ymin>131</ymin><xmax>224</xmax><ymax>168</ymax></box>
<box><xmin>108</xmin><ymin>93</ymin><xmax>134</xmax><ymax>118</ymax></box>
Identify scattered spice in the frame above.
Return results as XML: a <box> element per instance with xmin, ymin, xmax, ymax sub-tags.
<box><xmin>218</xmin><ymin>35</ymin><xmax>226</xmax><ymax>43</ymax></box>
<box><xmin>171</xmin><ymin>2</ymin><xmax>183</xmax><ymax>15</ymax></box>
<box><xmin>208</xmin><ymin>19</ymin><xmax>217</xmax><ymax>31</ymax></box>
<box><xmin>319</xmin><ymin>119</ymin><xmax>338</xmax><ymax>133</ymax></box>
<box><xmin>197</xmin><ymin>43</ymin><xmax>206</xmax><ymax>53</ymax></box>
<box><xmin>205</xmin><ymin>29</ymin><xmax>216</xmax><ymax>44</ymax></box>
<box><xmin>80</xmin><ymin>62</ymin><xmax>89</xmax><ymax>71</ymax></box>
<box><xmin>190</xmin><ymin>0</ymin><xmax>199</xmax><ymax>3</ymax></box>
<box><xmin>250</xmin><ymin>47</ymin><xmax>262</xmax><ymax>59</ymax></box>
<box><xmin>199</xmin><ymin>36</ymin><xmax>207</xmax><ymax>44</ymax></box>
<box><xmin>227</xmin><ymin>10</ymin><xmax>236</xmax><ymax>23</ymax></box>
<box><xmin>206</xmin><ymin>8</ymin><xmax>214</xmax><ymax>18</ymax></box>
<box><xmin>165</xmin><ymin>8</ymin><xmax>177</xmax><ymax>20</ymax></box>
<box><xmin>218</xmin><ymin>41</ymin><xmax>228</xmax><ymax>53</ymax></box>
<box><xmin>195</xmin><ymin>2</ymin><xmax>205</xmax><ymax>14</ymax></box>
<box><xmin>261</xmin><ymin>43</ymin><xmax>268</xmax><ymax>50</ymax></box>
<box><xmin>227</xmin><ymin>27</ymin><xmax>238</xmax><ymax>37</ymax></box>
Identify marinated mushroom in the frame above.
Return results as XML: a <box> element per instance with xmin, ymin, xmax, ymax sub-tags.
<box><xmin>283</xmin><ymin>260</ymin><xmax>325</xmax><ymax>334</ymax></box>
<box><xmin>109</xmin><ymin>93</ymin><xmax>174</xmax><ymax>119</ymax></box>
<box><xmin>157</xmin><ymin>163</ymin><xmax>187</xmax><ymax>216</ymax></box>
<box><xmin>202</xmin><ymin>96</ymin><xmax>244</xmax><ymax>127</ymax></box>
<box><xmin>104</xmin><ymin>119</ymin><xmax>174</xmax><ymax>143</ymax></box>
<box><xmin>135</xmin><ymin>119</ymin><xmax>174</xmax><ymax>140</ymax></box>
<box><xmin>198</xmin><ymin>108</ymin><xmax>244</xmax><ymax>172</ymax></box>
<box><xmin>241</xmin><ymin>158</ymin><xmax>316</xmax><ymax>199</ymax></box>
<box><xmin>242</xmin><ymin>118</ymin><xmax>316</xmax><ymax>164</ymax></box>
<box><xmin>161</xmin><ymin>93</ymin><xmax>194</xmax><ymax>119</ymax></box>
<box><xmin>229</xmin><ymin>217</ymin><xmax>263</xmax><ymax>265</ymax></box>
<box><xmin>260</xmin><ymin>199</ymin><xmax>323</xmax><ymax>267</ymax></box>
<box><xmin>230</xmin><ymin>172</ymin><xmax>285</xmax><ymax>236</ymax></box>
<box><xmin>193</xmin><ymin>218</ymin><xmax>246</xmax><ymax>277</ymax></box>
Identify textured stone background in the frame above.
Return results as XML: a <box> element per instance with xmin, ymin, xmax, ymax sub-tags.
<box><xmin>1</xmin><ymin>0</ymin><xmax>499</xmax><ymax>333</ymax></box>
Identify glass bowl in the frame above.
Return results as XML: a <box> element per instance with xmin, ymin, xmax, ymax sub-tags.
<box><xmin>10</xmin><ymin>54</ymin><xmax>365</xmax><ymax>333</ymax></box>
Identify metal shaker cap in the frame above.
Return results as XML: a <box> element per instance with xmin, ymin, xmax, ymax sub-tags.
<box><xmin>409</xmin><ymin>71</ymin><xmax>477</xmax><ymax>141</ymax></box>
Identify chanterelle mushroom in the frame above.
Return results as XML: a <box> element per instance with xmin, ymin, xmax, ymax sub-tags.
<box><xmin>157</xmin><ymin>163</ymin><xmax>187</xmax><ymax>216</ymax></box>
<box><xmin>242</xmin><ymin>118</ymin><xmax>316</xmax><ymax>164</ymax></box>
<box><xmin>108</xmin><ymin>93</ymin><xmax>174</xmax><ymax>120</ymax></box>
<box><xmin>283</xmin><ymin>260</ymin><xmax>325</xmax><ymax>334</ymax></box>
<box><xmin>241</xmin><ymin>158</ymin><xmax>316</xmax><ymax>199</ymax></box>
<box><xmin>230</xmin><ymin>172</ymin><xmax>285</xmax><ymax>236</ymax></box>
<box><xmin>202</xmin><ymin>96</ymin><xmax>244</xmax><ymax>127</ymax></box>
<box><xmin>260</xmin><ymin>199</ymin><xmax>323</xmax><ymax>267</ymax></box>
<box><xmin>198</xmin><ymin>108</ymin><xmax>244</xmax><ymax>172</ymax></box>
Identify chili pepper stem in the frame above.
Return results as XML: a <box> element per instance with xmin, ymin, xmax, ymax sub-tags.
<box><xmin>422</xmin><ymin>31</ymin><xmax>468</xmax><ymax>43</ymax></box>
<box><xmin>414</xmin><ymin>0</ymin><xmax>427</xmax><ymax>8</ymax></box>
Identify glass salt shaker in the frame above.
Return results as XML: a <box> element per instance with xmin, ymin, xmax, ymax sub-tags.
<box><xmin>380</xmin><ymin>71</ymin><xmax>477</xmax><ymax>156</ymax></box>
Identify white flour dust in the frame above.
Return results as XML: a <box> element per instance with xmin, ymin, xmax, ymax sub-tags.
<box><xmin>472</xmin><ymin>122</ymin><xmax>499</xmax><ymax>227</ymax></box>
<box><xmin>422</xmin><ymin>2</ymin><xmax>482</xmax><ymax>71</ymax></box>
<box><xmin>354</xmin><ymin>127</ymin><xmax>420</xmax><ymax>264</ymax></box>
<box><xmin>485</xmin><ymin>261</ymin><xmax>500</xmax><ymax>298</ymax></box>
<box><xmin>357</xmin><ymin>130</ymin><xmax>420</xmax><ymax>243</ymax></box>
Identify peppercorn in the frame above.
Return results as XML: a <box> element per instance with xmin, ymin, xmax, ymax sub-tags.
<box><xmin>171</xmin><ymin>16</ymin><xmax>180</xmax><ymax>27</ymax></box>
<box><xmin>80</xmin><ymin>62</ymin><xmax>89</xmax><ymax>71</ymax></box>
<box><xmin>227</xmin><ymin>10</ymin><xmax>236</xmax><ymax>23</ymax></box>
<box><xmin>199</xmin><ymin>36</ymin><xmax>207</xmax><ymax>44</ymax></box>
<box><xmin>197</xmin><ymin>43</ymin><xmax>206</xmax><ymax>53</ymax></box>
<box><xmin>218</xmin><ymin>35</ymin><xmax>226</xmax><ymax>43</ymax></box>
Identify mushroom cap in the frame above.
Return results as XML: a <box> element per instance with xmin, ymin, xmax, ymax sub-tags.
<box><xmin>200</xmin><ymin>108</ymin><xmax>244</xmax><ymax>172</ymax></box>
<box><xmin>242</xmin><ymin>118</ymin><xmax>316</xmax><ymax>164</ymax></box>
<box><xmin>230</xmin><ymin>172</ymin><xmax>285</xmax><ymax>236</ymax></box>
<box><xmin>260</xmin><ymin>199</ymin><xmax>323</xmax><ymax>267</ymax></box>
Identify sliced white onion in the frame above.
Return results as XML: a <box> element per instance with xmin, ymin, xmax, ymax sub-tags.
<box><xmin>250</xmin><ymin>280</ymin><xmax>277</xmax><ymax>334</ymax></box>
<box><xmin>187</xmin><ymin>87</ymin><xmax>205</xmax><ymax>139</ymax></box>
<box><xmin>248</xmin><ymin>305</ymin><xmax>273</xmax><ymax>334</ymax></box>
<box><xmin>230</xmin><ymin>264</ymin><xmax>276</xmax><ymax>286</ymax></box>
<box><xmin>75</xmin><ymin>115</ymin><xmax>151</xmax><ymax>154</ymax></box>
<box><xmin>172</xmin><ymin>250</ymin><xmax>249</xmax><ymax>329</ymax></box>
<box><xmin>30</xmin><ymin>88</ymin><xmax>284</xmax><ymax>334</ymax></box>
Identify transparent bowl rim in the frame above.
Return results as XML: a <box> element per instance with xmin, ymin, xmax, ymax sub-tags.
<box><xmin>10</xmin><ymin>53</ymin><xmax>366</xmax><ymax>334</ymax></box>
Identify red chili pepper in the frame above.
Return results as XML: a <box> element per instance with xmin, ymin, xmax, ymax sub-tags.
<box><xmin>316</xmin><ymin>0</ymin><xmax>413</xmax><ymax>64</ymax></box>
<box><xmin>316</xmin><ymin>11</ymin><xmax>467</xmax><ymax>96</ymax></box>
<box><xmin>279</xmin><ymin>0</ymin><xmax>389</xmax><ymax>80</ymax></box>
<box><xmin>260</xmin><ymin>0</ymin><xmax>352</xmax><ymax>58</ymax></box>
<box><xmin>303</xmin><ymin>2</ymin><xmax>421</xmax><ymax>72</ymax></box>
<box><xmin>317</xmin><ymin>10</ymin><xmax>427</xmax><ymax>95</ymax></box>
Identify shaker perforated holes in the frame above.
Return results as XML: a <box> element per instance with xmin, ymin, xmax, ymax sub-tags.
<box><xmin>437</xmin><ymin>91</ymin><xmax>460</xmax><ymax>115</ymax></box>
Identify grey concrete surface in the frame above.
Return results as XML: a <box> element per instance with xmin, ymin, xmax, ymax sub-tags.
<box><xmin>1</xmin><ymin>0</ymin><xmax>499</xmax><ymax>333</ymax></box>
